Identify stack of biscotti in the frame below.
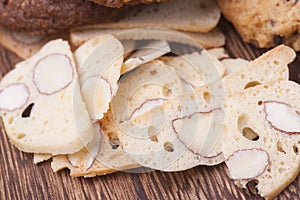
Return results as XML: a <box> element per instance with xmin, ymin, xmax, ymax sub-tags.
<box><xmin>0</xmin><ymin>0</ymin><xmax>225</xmax><ymax>59</ymax></box>
<box><xmin>0</xmin><ymin>27</ymin><xmax>299</xmax><ymax>200</ymax></box>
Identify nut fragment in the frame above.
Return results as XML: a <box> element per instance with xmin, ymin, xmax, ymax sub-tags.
<box><xmin>226</xmin><ymin>149</ymin><xmax>269</xmax><ymax>180</ymax></box>
<box><xmin>81</xmin><ymin>76</ymin><xmax>112</xmax><ymax>120</ymax></box>
<box><xmin>129</xmin><ymin>98</ymin><xmax>167</xmax><ymax>120</ymax></box>
<box><xmin>0</xmin><ymin>83</ymin><xmax>29</xmax><ymax>111</ymax></box>
<box><xmin>122</xmin><ymin>40</ymin><xmax>171</xmax><ymax>74</ymax></box>
<box><xmin>33</xmin><ymin>54</ymin><xmax>74</xmax><ymax>95</ymax></box>
<box><xmin>68</xmin><ymin>124</ymin><xmax>102</xmax><ymax>171</ymax></box>
<box><xmin>264</xmin><ymin>101</ymin><xmax>300</xmax><ymax>134</ymax></box>
<box><xmin>172</xmin><ymin>109</ymin><xmax>222</xmax><ymax>157</ymax></box>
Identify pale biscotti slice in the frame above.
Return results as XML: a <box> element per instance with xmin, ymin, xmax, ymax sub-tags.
<box><xmin>122</xmin><ymin>40</ymin><xmax>171</xmax><ymax>74</ymax></box>
<box><xmin>34</xmin><ymin>153</ymin><xmax>53</xmax><ymax>164</ymax></box>
<box><xmin>0</xmin><ymin>26</ymin><xmax>69</xmax><ymax>59</ymax></box>
<box><xmin>160</xmin><ymin>51</ymin><xmax>225</xmax><ymax>88</ymax></box>
<box><xmin>222</xmin><ymin>45</ymin><xmax>295</xmax><ymax>94</ymax></box>
<box><xmin>82</xmin><ymin>0</ymin><xmax>220</xmax><ymax>33</ymax></box>
<box><xmin>112</xmin><ymin>50</ymin><xmax>226</xmax><ymax>171</ymax></box>
<box><xmin>75</xmin><ymin>35</ymin><xmax>124</xmax><ymax>120</ymax></box>
<box><xmin>51</xmin><ymin>120</ymin><xmax>140</xmax><ymax>177</ymax></box>
<box><xmin>70</xmin><ymin>28</ymin><xmax>225</xmax><ymax>49</ymax></box>
<box><xmin>118</xmin><ymin>85</ymin><xmax>225</xmax><ymax>171</ymax></box>
<box><xmin>222</xmin><ymin>81</ymin><xmax>300</xmax><ymax>200</ymax></box>
<box><xmin>50</xmin><ymin>35</ymin><xmax>125</xmax><ymax>172</ymax></box>
<box><xmin>111</xmin><ymin>60</ymin><xmax>185</xmax><ymax>125</ymax></box>
<box><xmin>0</xmin><ymin>39</ymin><xmax>94</xmax><ymax>154</ymax></box>
<box><xmin>116</xmin><ymin>45</ymin><xmax>296</xmax><ymax>171</ymax></box>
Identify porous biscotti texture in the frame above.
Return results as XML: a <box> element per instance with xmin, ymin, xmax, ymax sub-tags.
<box><xmin>222</xmin><ymin>81</ymin><xmax>300</xmax><ymax>199</ymax></box>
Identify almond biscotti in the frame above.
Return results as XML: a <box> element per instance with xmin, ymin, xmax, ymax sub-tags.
<box><xmin>0</xmin><ymin>39</ymin><xmax>94</xmax><ymax>154</ymax></box>
<box><xmin>222</xmin><ymin>81</ymin><xmax>300</xmax><ymax>199</ymax></box>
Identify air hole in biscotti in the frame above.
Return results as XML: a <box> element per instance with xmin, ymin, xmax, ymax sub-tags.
<box><xmin>163</xmin><ymin>142</ymin><xmax>174</xmax><ymax>152</ymax></box>
<box><xmin>162</xmin><ymin>86</ymin><xmax>172</xmax><ymax>97</ymax></box>
<box><xmin>21</xmin><ymin>103</ymin><xmax>34</xmax><ymax>118</ymax></box>
<box><xmin>277</xmin><ymin>141</ymin><xmax>286</xmax><ymax>154</ymax></box>
<box><xmin>238</xmin><ymin>115</ymin><xmax>259</xmax><ymax>141</ymax></box>
<box><xmin>242</xmin><ymin>127</ymin><xmax>259</xmax><ymax>141</ymax></box>
<box><xmin>258</xmin><ymin>100</ymin><xmax>263</xmax><ymax>106</ymax></box>
<box><xmin>244</xmin><ymin>81</ymin><xmax>261</xmax><ymax>89</ymax></box>
<box><xmin>148</xmin><ymin>126</ymin><xmax>158</xmax><ymax>142</ymax></box>
<box><xmin>107</xmin><ymin>132</ymin><xmax>120</xmax><ymax>150</ymax></box>
<box><xmin>203</xmin><ymin>91</ymin><xmax>211</xmax><ymax>104</ymax></box>
<box><xmin>246</xmin><ymin>180</ymin><xmax>259</xmax><ymax>194</ymax></box>
<box><xmin>293</xmin><ymin>145</ymin><xmax>299</xmax><ymax>155</ymax></box>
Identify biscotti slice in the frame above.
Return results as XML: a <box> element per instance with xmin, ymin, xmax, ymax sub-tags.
<box><xmin>111</xmin><ymin>60</ymin><xmax>185</xmax><ymax>125</ymax></box>
<box><xmin>51</xmin><ymin>111</ymin><xmax>140</xmax><ymax>177</ymax></box>
<box><xmin>33</xmin><ymin>153</ymin><xmax>53</xmax><ymax>164</ymax></box>
<box><xmin>70</xmin><ymin>28</ymin><xmax>225</xmax><ymax>49</ymax></box>
<box><xmin>0</xmin><ymin>39</ymin><xmax>94</xmax><ymax>154</ymax></box>
<box><xmin>160</xmin><ymin>51</ymin><xmax>225</xmax><ymax>88</ymax></box>
<box><xmin>222</xmin><ymin>81</ymin><xmax>300</xmax><ymax>199</ymax></box>
<box><xmin>115</xmin><ymin>45</ymin><xmax>296</xmax><ymax>171</ymax></box>
<box><xmin>75</xmin><ymin>35</ymin><xmax>124</xmax><ymax>120</ymax></box>
<box><xmin>0</xmin><ymin>26</ymin><xmax>69</xmax><ymax>59</ymax></box>
<box><xmin>222</xmin><ymin>45</ymin><xmax>295</xmax><ymax>94</ymax></box>
<box><xmin>81</xmin><ymin>0</ymin><xmax>220</xmax><ymax>33</ymax></box>
<box><xmin>50</xmin><ymin>35</ymin><xmax>126</xmax><ymax>173</ymax></box>
<box><xmin>122</xmin><ymin>40</ymin><xmax>171</xmax><ymax>74</ymax></box>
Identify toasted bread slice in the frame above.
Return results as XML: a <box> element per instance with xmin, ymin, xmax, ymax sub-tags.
<box><xmin>0</xmin><ymin>26</ymin><xmax>69</xmax><ymax>59</ymax></box>
<box><xmin>70</xmin><ymin>28</ymin><xmax>225</xmax><ymax>49</ymax></box>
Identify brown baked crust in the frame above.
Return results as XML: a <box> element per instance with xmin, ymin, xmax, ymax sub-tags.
<box><xmin>0</xmin><ymin>0</ymin><xmax>127</xmax><ymax>35</ymax></box>
<box><xmin>217</xmin><ymin>0</ymin><xmax>300</xmax><ymax>50</ymax></box>
<box><xmin>88</xmin><ymin>0</ymin><xmax>171</xmax><ymax>8</ymax></box>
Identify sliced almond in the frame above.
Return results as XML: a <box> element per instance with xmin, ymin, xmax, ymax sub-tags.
<box><xmin>0</xmin><ymin>83</ymin><xmax>29</xmax><ymax>111</ymax></box>
<box><xmin>264</xmin><ymin>101</ymin><xmax>300</xmax><ymax>134</ymax></box>
<box><xmin>226</xmin><ymin>149</ymin><xmax>269</xmax><ymax>180</ymax></box>
<box><xmin>33</xmin><ymin>54</ymin><xmax>74</xmax><ymax>95</ymax></box>
<box><xmin>81</xmin><ymin>76</ymin><xmax>112</xmax><ymax>120</ymax></box>
<box><xmin>122</xmin><ymin>40</ymin><xmax>171</xmax><ymax>74</ymax></box>
<box><xmin>129</xmin><ymin>98</ymin><xmax>167</xmax><ymax>120</ymax></box>
<box><xmin>172</xmin><ymin>109</ymin><xmax>223</xmax><ymax>157</ymax></box>
<box><xmin>68</xmin><ymin>124</ymin><xmax>102</xmax><ymax>171</ymax></box>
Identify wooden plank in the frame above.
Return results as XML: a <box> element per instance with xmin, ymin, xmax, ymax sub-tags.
<box><xmin>0</xmin><ymin>19</ymin><xmax>299</xmax><ymax>200</ymax></box>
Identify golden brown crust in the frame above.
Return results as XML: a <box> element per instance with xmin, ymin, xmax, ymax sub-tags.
<box><xmin>0</xmin><ymin>0</ymin><xmax>127</xmax><ymax>35</ymax></box>
<box><xmin>217</xmin><ymin>0</ymin><xmax>300</xmax><ymax>50</ymax></box>
<box><xmin>88</xmin><ymin>0</ymin><xmax>172</xmax><ymax>8</ymax></box>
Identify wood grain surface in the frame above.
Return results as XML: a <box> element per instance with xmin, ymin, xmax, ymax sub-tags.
<box><xmin>0</xmin><ymin>19</ymin><xmax>299</xmax><ymax>200</ymax></box>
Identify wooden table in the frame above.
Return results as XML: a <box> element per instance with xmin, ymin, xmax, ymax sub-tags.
<box><xmin>0</xmin><ymin>19</ymin><xmax>299</xmax><ymax>200</ymax></box>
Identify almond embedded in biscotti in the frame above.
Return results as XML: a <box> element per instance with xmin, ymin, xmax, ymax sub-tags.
<box><xmin>129</xmin><ymin>98</ymin><xmax>167</xmax><ymax>120</ymax></box>
<box><xmin>122</xmin><ymin>40</ymin><xmax>171</xmax><ymax>74</ymax></box>
<box><xmin>0</xmin><ymin>83</ymin><xmax>29</xmax><ymax>111</ymax></box>
<box><xmin>264</xmin><ymin>101</ymin><xmax>300</xmax><ymax>134</ymax></box>
<box><xmin>68</xmin><ymin>124</ymin><xmax>102</xmax><ymax>171</ymax></box>
<box><xmin>172</xmin><ymin>109</ymin><xmax>223</xmax><ymax>157</ymax></box>
<box><xmin>81</xmin><ymin>76</ymin><xmax>112</xmax><ymax>120</ymax></box>
<box><xmin>33</xmin><ymin>54</ymin><xmax>74</xmax><ymax>95</ymax></box>
<box><xmin>226</xmin><ymin>149</ymin><xmax>269</xmax><ymax>180</ymax></box>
